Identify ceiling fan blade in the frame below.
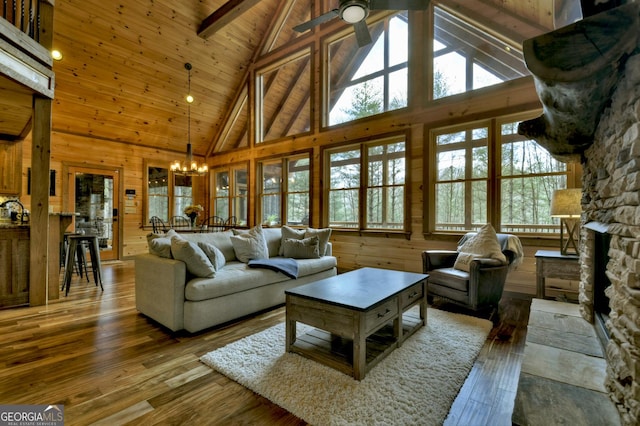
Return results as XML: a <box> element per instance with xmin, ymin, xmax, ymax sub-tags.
<box><xmin>369</xmin><ymin>0</ymin><xmax>430</xmax><ymax>10</ymax></box>
<box><xmin>353</xmin><ymin>20</ymin><xmax>372</xmax><ymax>47</ymax></box>
<box><xmin>293</xmin><ymin>9</ymin><xmax>339</xmax><ymax>32</ymax></box>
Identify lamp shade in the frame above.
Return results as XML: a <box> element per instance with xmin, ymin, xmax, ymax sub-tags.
<box><xmin>550</xmin><ymin>188</ymin><xmax>582</xmax><ymax>218</ymax></box>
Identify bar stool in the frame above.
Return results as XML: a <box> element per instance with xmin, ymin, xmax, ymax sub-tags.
<box><xmin>61</xmin><ymin>232</ymin><xmax>89</xmax><ymax>280</ymax></box>
<box><xmin>62</xmin><ymin>234</ymin><xmax>104</xmax><ymax>296</ymax></box>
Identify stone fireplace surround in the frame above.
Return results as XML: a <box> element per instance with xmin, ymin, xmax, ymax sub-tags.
<box><xmin>579</xmin><ymin>52</ymin><xmax>640</xmax><ymax>424</ymax></box>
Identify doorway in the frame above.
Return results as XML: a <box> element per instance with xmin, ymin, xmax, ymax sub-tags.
<box><xmin>66</xmin><ymin>166</ymin><xmax>120</xmax><ymax>260</ymax></box>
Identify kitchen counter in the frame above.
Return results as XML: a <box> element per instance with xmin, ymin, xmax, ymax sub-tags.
<box><xmin>0</xmin><ymin>223</ymin><xmax>30</xmax><ymax>228</ymax></box>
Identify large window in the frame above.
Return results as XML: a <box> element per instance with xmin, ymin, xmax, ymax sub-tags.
<box><xmin>145</xmin><ymin>163</ymin><xmax>197</xmax><ymax>225</ymax></box>
<box><xmin>327</xmin><ymin>12</ymin><xmax>409</xmax><ymax>126</ymax></box>
<box><xmin>432</xmin><ymin>6</ymin><xmax>528</xmax><ymax>100</ymax></box>
<box><xmin>326</xmin><ymin>136</ymin><xmax>407</xmax><ymax>231</ymax></box>
<box><xmin>431</xmin><ymin>113</ymin><xmax>570</xmax><ymax>233</ymax></box>
<box><xmin>212</xmin><ymin>165</ymin><xmax>248</xmax><ymax>226</ymax></box>
<box><xmin>256</xmin><ymin>49</ymin><xmax>311</xmax><ymax>143</ymax></box>
<box><xmin>258</xmin><ymin>154</ymin><xmax>310</xmax><ymax>226</ymax></box>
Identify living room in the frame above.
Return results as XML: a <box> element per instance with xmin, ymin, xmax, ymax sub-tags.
<box><xmin>1</xmin><ymin>0</ymin><xmax>638</xmax><ymax>424</ymax></box>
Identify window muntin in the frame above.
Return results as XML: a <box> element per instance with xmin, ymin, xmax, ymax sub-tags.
<box><xmin>258</xmin><ymin>154</ymin><xmax>310</xmax><ymax>226</ymax></box>
<box><xmin>327</xmin><ymin>12</ymin><xmax>409</xmax><ymax>126</ymax></box>
<box><xmin>213</xmin><ymin>166</ymin><xmax>248</xmax><ymax>226</ymax></box>
<box><xmin>327</xmin><ymin>137</ymin><xmax>407</xmax><ymax>231</ymax></box>
<box><xmin>432</xmin><ymin>6</ymin><xmax>528</xmax><ymax>100</ymax></box>
<box><xmin>431</xmin><ymin>115</ymin><xmax>569</xmax><ymax>233</ymax></box>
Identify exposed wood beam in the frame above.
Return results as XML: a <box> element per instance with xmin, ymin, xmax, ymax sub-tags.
<box><xmin>198</xmin><ymin>0</ymin><xmax>263</xmax><ymax>39</ymax></box>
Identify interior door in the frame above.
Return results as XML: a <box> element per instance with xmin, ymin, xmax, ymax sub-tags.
<box><xmin>67</xmin><ymin>166</ymin><xmax>120</xmax><ymax>261</ymax></box>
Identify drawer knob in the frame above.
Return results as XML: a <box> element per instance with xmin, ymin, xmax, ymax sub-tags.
<box><xmin>408</xmin><ymin>291</ymin><xmax>418</xmax><ymax>299</ymax></box>
<box><xmin>377</xmin><ymin>308</ymin><xmax>391</xmax><ymax>318</ymax></box>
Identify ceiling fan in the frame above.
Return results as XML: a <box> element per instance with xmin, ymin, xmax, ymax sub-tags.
<box><xmin>293</xmin><ymin>0</ymin><xmax>430</xmax><ymax>47</ymax></box>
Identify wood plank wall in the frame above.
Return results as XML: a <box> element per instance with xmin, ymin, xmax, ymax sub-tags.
<box><xmin>18</xmin><ymin>122</ymin><xmax>576</xmax><ymax>298</ymax></box>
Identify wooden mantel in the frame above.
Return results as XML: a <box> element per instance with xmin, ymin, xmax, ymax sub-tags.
<box><xmin>517</xmin><ymin>2</ymin><xmax>640</xmax><ymax>162</ymax></box>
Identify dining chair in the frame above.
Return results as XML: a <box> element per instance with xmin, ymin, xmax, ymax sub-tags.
<box><xmin>170</xmin><ymin>215</ymin><xmax>192</xmax><ymax>230</ymax></box>
<box><xmin>200</xmin><ymin>216</ymin><xmax>225</xmax><ymax>232</ymax></box>
<box><xmin>150</xmin><ymin>216</ymin><xmax>168</xmax><ymax>233</ymax></box>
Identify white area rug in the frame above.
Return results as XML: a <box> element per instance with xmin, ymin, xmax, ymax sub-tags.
<box><xmin>200</xmin><ymin>308</ymin><xmax>492</xmax><ymax>425</ymax></box>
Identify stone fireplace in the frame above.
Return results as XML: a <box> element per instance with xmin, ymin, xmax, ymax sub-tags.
<box><xmin>517</xmin><ymin>3</ymin><xmax>640</xmax><ymax>424</ymax></box>
<box><xmin>581</xmin><ymin>52</ymin><xmax>640</xmax><ymax>424</ymax></box>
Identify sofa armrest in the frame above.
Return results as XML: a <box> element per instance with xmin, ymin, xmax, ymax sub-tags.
<box><xmin>325</xmin><ymin>242</ymin><xmax>333</xmax><ymax>256</ymax></box>
<box><xmin>422</xmin><ymin>250</ymin><xmax>458</xmax><ymax>273</ymax></box>
<box><xmin>135</xmin><ymin>253</ymin><xmax>187</xmax><ymax>332</ymax></box>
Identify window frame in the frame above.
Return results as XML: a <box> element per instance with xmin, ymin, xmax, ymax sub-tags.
<box><xmin>323</xmin><ymin>133</ymin><xmax>410</xmax><ymax>235</ymax></box>
<box><xmin>256</xmin><ymin>152</ymin><xmax>312</xmax><ymax>227</ymax></box>
<box><xmin>143</xmin><ymin>159</ymin><xmax>199</xmax><ymax>227</ymax></box>
<box><xmin>324</xmin><ymin>11</ymin><xmax>410</xmax><ymax>128</ymax></box>
<box><xmin>426</xmin><ymin>111</ymin><xmax>580</xmax><ymax>236</ymax></box>
<box><xmin>210</xmin><ymin>162</ymin><xmax>249</xmax><ymax>226</ymax></box>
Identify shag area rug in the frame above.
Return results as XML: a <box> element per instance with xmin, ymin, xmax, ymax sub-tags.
<box><xmin>200</xmin><ymin>308</ymin><xmax>492</xmax><ymax>425</ymax></box>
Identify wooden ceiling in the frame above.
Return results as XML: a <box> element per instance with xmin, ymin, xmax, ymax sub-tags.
<box><xmin>1</xmin><ymin>0</ymin><xmax>562</xmax><ymax>157</ymax></box>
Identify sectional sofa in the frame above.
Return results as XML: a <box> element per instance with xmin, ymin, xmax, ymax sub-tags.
<box><xmin>135</xmin><ymin>226</ymin><xmax>337</xmax><ymax>333</ymax></box>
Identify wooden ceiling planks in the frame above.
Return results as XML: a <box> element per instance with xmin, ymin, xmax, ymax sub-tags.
<box><xmin>50</xmin><ymin>0</ymin><xmax>279</xmax><ymax>156</ymax></box>
<box><xmin>34</xmin><ymin>0</ymin><xmax>556</xmax><ymax>155</ymax></box>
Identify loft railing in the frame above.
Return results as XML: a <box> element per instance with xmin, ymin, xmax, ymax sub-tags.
<box><xmin>1</xmin><ymin>0</ymin><xmax>41</xmax><ymax>41</ymax></box>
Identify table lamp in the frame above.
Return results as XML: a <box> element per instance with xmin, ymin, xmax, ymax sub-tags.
<box><xmin>550</xmin><ymin>188</ymin><xmax>582</xmax><ymax>255</ymax></box>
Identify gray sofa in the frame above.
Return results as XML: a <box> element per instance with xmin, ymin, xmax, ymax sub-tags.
<box><xmin>135</xmin><ymin>227</ymin><xmax>337</xmax><ymax>333</ymax></box>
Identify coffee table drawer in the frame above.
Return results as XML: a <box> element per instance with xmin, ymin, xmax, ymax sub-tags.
<box><xmin>365</xmin><ymin>298</ymin><xmax>398</xmax><ymax>334</ymax></box>
<box><xmin>401</xmin><ymin>282</ymin><xmax>424</xmax><ymax>309</ymax></box>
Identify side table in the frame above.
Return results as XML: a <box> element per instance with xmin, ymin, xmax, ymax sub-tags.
<box><xmin>535</xmin><ymin>250</ymin><xmax>580</xmax><ymax>299</ymax></box>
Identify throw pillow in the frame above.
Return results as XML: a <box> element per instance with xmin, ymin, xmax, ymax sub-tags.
<box><xmin>454</xmin><ymin>223</ymin><xmax>507</xmax><ymax>272</ymax></box>
<box><xmin>278</xmin><ymin>225</ymin><xmax>306</xmax><ymax>256</ymax></box>
<box><xmin>304</xmin><ymin>227</ymin><xmax>332</xmax><ymax>256</ymax></box>
<box><xmin>146</xmin><ymin>233</ymin><xmax>172</xmax><ymax>258</ymax></box>
<box><xmin>230</xmin><ymin>225</ymin><xmax>269</xmax><ymax>263</ymax></box>
<box><xmin>197</xmin><ymin>241</ymin><xmax>226</xmax><ymax>271</ymax></box>
<box><xmin>170</xmin><ymin>236</ymin><xmax>215</xmax><ymax>278</ymax></box>
<box><xmin>283</xmin><ymin>236</ymin><xmax>320</xmax><ymax>259</ymax></box>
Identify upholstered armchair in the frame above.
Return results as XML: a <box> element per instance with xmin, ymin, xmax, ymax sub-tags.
<box><xmin>422</xmin><ymin>233</ymin><xmax>523</xmax><ymax>312</ymax></box>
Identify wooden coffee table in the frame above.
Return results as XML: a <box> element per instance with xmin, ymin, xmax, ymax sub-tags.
<box><xmin>285</xmin><ymin>267</ymin><xmax>428</xmax><ymax>380</ymax></box>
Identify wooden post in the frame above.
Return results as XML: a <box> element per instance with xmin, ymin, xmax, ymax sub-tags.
<box><xmin>29</xmin><ymin>95</ymin><xmax>52</xmax><ymax>305</ymax></box>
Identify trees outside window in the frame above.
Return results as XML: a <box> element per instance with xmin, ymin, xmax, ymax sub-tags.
<box><xmin>431</xmin><ymin>114</ymin><xmax>570</xmax><ymax>233</ymax></box>
<box><xmin>432</xmin><ymin>6</ymin><xmax>528</xmax><ymax>100</ymax></box>
<box><xmin>326</xmin><ymin>136</ymin><xmax>407</xmax><ymax>231</ymax></box>
<box><xmin>173</xmin><ymin>174</ymin><xmax>193</xmax><ymax>219</ymax></box>
<box><xmin>148</xmin><ymin>166</ymin><xmax>169</xmax><ymax>221</ymax></box>
<box><xmin>328</xmin><ymin>12</ymin><xmax>409</xmax><ymax>125</ymax></box>
<box><xmin>258</xmin><ymin>154</ymin><xmax>310</xmax><ymax>226</ymax></box>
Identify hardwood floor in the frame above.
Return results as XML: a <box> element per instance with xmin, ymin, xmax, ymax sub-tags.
<box><xmin>0</xmin><ymin>261</ymin><xmax>532</xmax><ymax>425</ymax></box>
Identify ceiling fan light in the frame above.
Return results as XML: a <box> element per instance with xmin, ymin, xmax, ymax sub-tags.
<box><xmin>341</xmin><ymin>1</ymin><xmax>368</xmax><ymax>24</ymax></box>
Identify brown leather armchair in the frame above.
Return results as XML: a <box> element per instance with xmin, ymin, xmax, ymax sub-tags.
<box><xmin>422</xmin><ymin>233</ymin><xmax>522</xmax><ymax>312</ymax></box>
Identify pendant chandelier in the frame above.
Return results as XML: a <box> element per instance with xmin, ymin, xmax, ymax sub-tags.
<box><xmin>170</xmin><ymin>63</ymin><xmax>208</xmax><ymax>176</ymax></box>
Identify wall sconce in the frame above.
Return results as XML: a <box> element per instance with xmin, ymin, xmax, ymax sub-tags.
<box><xmin>550</xmin><ymin>188</ymin><xmax>582</xmax><ymax>255</ymax></box>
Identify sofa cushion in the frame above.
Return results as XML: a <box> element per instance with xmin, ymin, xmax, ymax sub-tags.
<box><xmin>198</xmin><ymin>242</ymin><xmax>226</xmax><ymax>271</ymax></box>
<box><xmin>231</xmin><ymin>225</ymin><xmax>269</xmax><ymax>263</ymax></box>
<box><xmin>295</xmin><ymin>255</ymin><xmax>337</xmax><ymax>277</ymax></box>
<box><xmin>184</xmin><ymin>256</ymin><xmax>338</xmax><ymax>302</ymax></box>
<box><xmin>147</xmin><ymin>233</ymin><xmax>172</xmax><ymax>258</ymax></box>
<box><xmin>428</xmin><ymin>267</ymin><xmax>470</xmax><ymax>292</ymax></box>
<box><xmin>283</xmin><ymin>236</ymin><xmax>320</xmax><ymax>259</ymax></box>
<box><xmin>304</xmin><ymin>227</ymin><xmax>332</xmax><ymax>256</ymax></box>
<box><xmin>181</xmin><ymin>230</ymin><xmax>236</xmax><ymax>262</ymax></box>
<box><xmin>278</xmin><ymin>226</ymin><xmax>306</xmax><ymax>256</ymax></box>
<box><xmin>170</xmin><ymin>236</ymin><xmax>215</xmax><ymax>278</ymax></box>
<box><xmin>454</xmin><ymin>223</ymin><xmax>506</xmax><ymax>272</ymax></box>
